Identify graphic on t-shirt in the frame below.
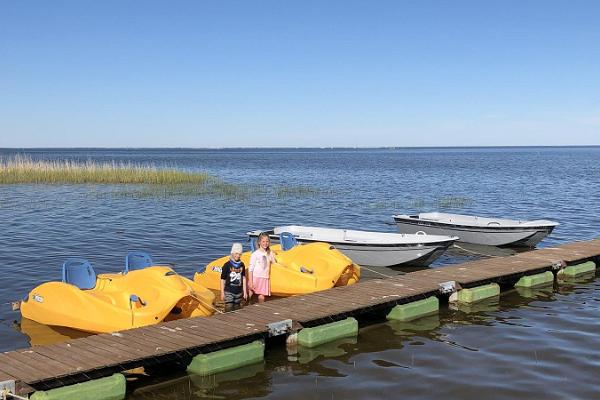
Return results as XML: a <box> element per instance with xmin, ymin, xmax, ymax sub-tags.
<box><xmin>229</xmin><ymin>270</ymin><xmax>242</xmax><ymax>286</ymax></box>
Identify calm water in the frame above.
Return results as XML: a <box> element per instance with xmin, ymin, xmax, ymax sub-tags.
<box><xmin>1</xmin><ymin>147</ymin><xmax>600</xmax><ymax>398</ymax></box>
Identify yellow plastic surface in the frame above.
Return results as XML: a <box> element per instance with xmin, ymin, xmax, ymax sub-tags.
<box><xmin>21</xmin><ymin>266</ymin><xmax>215</xmax><ymax>333</ymax></box>
<box><xmin>194</xmin><ymin>243</ymin><xmax>360</xmax><ymax>297</ymax></box>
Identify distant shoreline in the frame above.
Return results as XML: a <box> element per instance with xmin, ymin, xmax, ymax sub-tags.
<box><xmin>1</xmin><ymin>145</ymin><xmax>599</xmax><ymax>151</ymax></box>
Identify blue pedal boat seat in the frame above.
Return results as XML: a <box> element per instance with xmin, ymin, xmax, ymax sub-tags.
<box><xmin>279</xmin><ymin>232</ymin><xmax>298</xmax><ymax>251</ymax></box>
<box><xmin>62</xmin><ymin>258</ymin><xmax>97</xmax><ymax>290</ymax></box>
<box><xmin>125</xmin><ymin>251</ymin><xmax>153</xmax><ymax>273</ymax></box>
<box><xmin>249</xmin><ymin>237</ymin><xmax>257</xmax><ymax>252</ymax></box>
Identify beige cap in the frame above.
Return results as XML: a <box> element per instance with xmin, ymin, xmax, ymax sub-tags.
<box><xmin>231</xmin><ymin>242</ymin><xmax>243</xmax><ymax>254</ymax></box>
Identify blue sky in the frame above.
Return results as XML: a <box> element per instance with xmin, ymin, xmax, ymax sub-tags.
<box><xmin>1</xmin><ymin>1</ymin><xmax>599</xmax><ymax>147</ymax></box>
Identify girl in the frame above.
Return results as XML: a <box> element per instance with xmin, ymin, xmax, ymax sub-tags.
<box><xmin>248</xmin><ymin>232</ymin><xmax>276</xmax><ymax>303</ymax></box>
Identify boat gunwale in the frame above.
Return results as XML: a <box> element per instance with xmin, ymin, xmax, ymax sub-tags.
<box><xmin>393</xmin><ymin>215</ymin><xmax>558</xmax><ymax>232</ymax></box>
<box><xmin>247</xmin><ymin>229</ymin><xmax>458</xmax><ymax>249</ymax></box>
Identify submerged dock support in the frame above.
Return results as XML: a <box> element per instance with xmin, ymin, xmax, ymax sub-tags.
<box><xmin>187</xmin><ymin>341</ymin><xmax>265</xmax><ymax>376</ymax></box>
<box><xmin>450</xmin><ymin>283</ymin><xmax>500</xmax><ymax>303</ymax></box>
<box><xmin>514</xmin><ymin>271</ymin><xmax>554</xmax><ymax>288</ymax></box>
<box><xmin>297</xmin><ymin>318</ymin><xmax>358</xmax><ymax>348</ymax></box>
<box><xmin>386</xmin><ymin>296</ymin><xmax>439</xmax><ymax>322</ymax></box>
<box><xmin>30</xmin><ymin>374</ymin><xmax>126</xmax><ymax>400</ymax></box>
<box><xmin>557</xmin><ymin>261</ymin><xmax>596</xmax><ymax>278</ymax></box>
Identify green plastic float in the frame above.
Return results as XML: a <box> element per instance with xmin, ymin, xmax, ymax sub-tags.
<box><xmin>558</xmin><ymin>261</ymin><xmax>596</xmax><ymax>278</ymax></box>
<box><xmin>386</xmin><ymin>296</ymin><xmax>439</xmax><ymax>322</ymax></box>
<box><xmin>30</xmin><ymin>373</ymin><xmax>126</xmax><ymax>400</ymax></box>
<box><xmin>187</xmin><ymin>340</ymin><xmax>265</xmax><ymax>376</ymax></box>
<box><xmin>455</xmin><ymin>283</ymin><xmax>500</xmax><ymax>303</ymax></box>
<box><xmin>297</xmin><ymin>317</ymin><xmax>358</xmax><ymax>348</ymax></box>
<box><xmin>514</xmin><ymin>271</ymin><xmax>554</xmax><ymax>288</ymax></box>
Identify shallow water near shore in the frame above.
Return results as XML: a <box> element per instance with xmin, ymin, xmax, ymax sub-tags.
<box><xmin>1</xmin><ymin>147</ymin><xmax>600</xmax><ymax>398</ymax></box>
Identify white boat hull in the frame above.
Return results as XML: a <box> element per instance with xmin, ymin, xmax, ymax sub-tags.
<box><xmin>331</xmin><ymin>242</ymin><xmax>451</xmax><ymax>267</ymax></box>
<box><xmin>249</xmin><ymin>229</ymin><xmax>456</xmax><ymax>267</ymax></box>
<box><xmin>394</xmin><ymin>215</ymin><xmax>556</xmax><ymax>247</ymax></box>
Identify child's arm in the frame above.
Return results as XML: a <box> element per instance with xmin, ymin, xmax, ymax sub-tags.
<box><xmin>220</xmin><ymin>264</ymin><xmax>228</xmax><ymax>301</ymax></box>
<box><xmin>247</xmin><ymin>270</ymin><xmax>253</xmax><ymax>292</ymax></box>
<box><xmin>242</xmin><ymin>267</ymin><xmax>248</xmax><ymax>300</ymax></box>
<box><xmin>248</xmin><ymin>254</ymin><xmax>255</xmax><ymax>295</ymax></box>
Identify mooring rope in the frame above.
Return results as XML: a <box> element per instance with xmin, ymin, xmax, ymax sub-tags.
<box><xmin>189</xmin><ymin>292</ymin><xmax>225</xmax><ymax>315</ymax></box>
<box><xmin>162</xmin><ymin>269</ymin><xmax>226</xmax><ymax>315</ymax></box>
<box><xmin>2</xmin><ymin>301</ymin><xmax>20</xmax><ymax>311</ymax></box>
<box><xmin>1</xmin><ymin>388</ymin><xmax>29</xmax><ymax>400</ymax></box>
<box><xmin>359</xmin><ymin>266</ymin><xmax>400</xmax><ymax>278</ymax></box>
<box><xmin>452</xmin><ymin>243</ymin><xmax>501</xmax><ymax>258</ymax></box>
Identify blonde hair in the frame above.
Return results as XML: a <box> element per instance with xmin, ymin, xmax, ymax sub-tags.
<box><xmin>257</xmin><ymin>232</ymin><xmax>271</xmax><ymax>254</ymax></box>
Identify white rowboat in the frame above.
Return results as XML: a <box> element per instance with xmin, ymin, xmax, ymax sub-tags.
<box><xmin>247</xmin><ymin>225</ymin><xmax>458</xmax><ymax>267</ymax></box>
<box><xmin>393</xmin><ymin>212</ymin><xmax>558</xmax><ymax>247</ymax></box>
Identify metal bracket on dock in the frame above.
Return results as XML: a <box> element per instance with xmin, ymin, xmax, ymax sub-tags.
<box><xmin>439</xmin><ymin>281</ymin><xmax>458</xmax><ymax>295</ymax></box>
<box><xmin>551</xmin><ymin>260</ymin><xmax>567</xmax><ymax>270</ymax></box>
<box><xmin>267</xmin><ymin>319</ymin><xmax>293</xmax><ymax>337</ymax></box>
<box><xmin>0</xmin><ymin>380</ymin><xmax>16</xmax><ymax>398</ymax></box>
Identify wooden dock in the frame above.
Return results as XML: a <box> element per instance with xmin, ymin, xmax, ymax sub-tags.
<box><xmin>2</xmin><ymin>238</ymin><xmax>599</xmax><ymax>396</ymax></box>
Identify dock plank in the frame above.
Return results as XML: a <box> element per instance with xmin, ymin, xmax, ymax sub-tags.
<box><xmin>0</xmin><ymin>352</ymin><xmax>66</xmax><ymax>383</ymax></box>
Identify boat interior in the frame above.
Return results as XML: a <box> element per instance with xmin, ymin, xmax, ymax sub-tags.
<box><xmin>272</xmin><ymin>225</ymin><xmax>456</xmax><ymax>244</ymax></box>
<box><xmin>403</xmin><ymin>212</ymin><xmax>558</xmax><ymax>228</ymax></box>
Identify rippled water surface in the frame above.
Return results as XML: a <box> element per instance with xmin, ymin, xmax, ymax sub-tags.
<box><xmin>1</xmin><ymin>147</ymin><xmax>599</xmax><ymax>398</ymax></box>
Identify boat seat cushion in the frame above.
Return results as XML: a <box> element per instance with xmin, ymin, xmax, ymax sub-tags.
<box><xmin>280</xmin><ymin>232</ymin><xmax>298</xmax><ymax>251</ymax></box>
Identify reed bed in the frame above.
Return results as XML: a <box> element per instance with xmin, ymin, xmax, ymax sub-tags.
<box><xmin>0</xmin><ymin>156</ymin><xmax>331</xmax><ymax>200</ymax></box>
<box><xmin>0</xmin><ymin>156</ymin><xmax>210</xmax><ymax>185</ymax></box>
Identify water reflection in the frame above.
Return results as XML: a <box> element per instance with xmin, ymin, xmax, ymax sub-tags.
<box><xmin>129</xmin><ymin>362</ymin><xmax>270</xmax><ymax>400</ymax></box>
<box><xmin>556</xmin><ymin>272</ymin><xmax>597</xmax><ymax>292</ymax></box>
<box><xmin>289</xmin><ymin>337</ymin><xmax>357</xmax><ymax>364</ymax></box>
<box><xmin>513</xmin><ymin>285</ymin><xmax>555</xmax><ymax>300</ymax></box>
<box><xmin>18</xmin><ymin>318</ymin><xmax>90</xmax><ymax>346</ymax></box>
<box><xmin>386</xmin><ymin>314</ymin><xmax>441</xmax><ymax>336</ymax></box>
<box><xmin>450</xmin><ymin>297</ymin><xmax>501</xmax><ymax>316</ymax></box>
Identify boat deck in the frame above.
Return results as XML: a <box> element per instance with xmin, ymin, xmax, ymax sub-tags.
<box><xmin>2</xmin><ymin>238</ymin><xmax>599</xmax><ymax>396</ymax></box>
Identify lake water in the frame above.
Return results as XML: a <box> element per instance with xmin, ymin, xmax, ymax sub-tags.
<box><xmin>1</xmin><ymin>147</ymin><xmax>599</xmax><ymax>398</ymax></box>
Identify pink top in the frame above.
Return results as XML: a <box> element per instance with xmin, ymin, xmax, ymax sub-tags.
<box><xmin>249</xmin><ymin>249</ymin><xmax>276</xmax><ymax>279</ymax></box>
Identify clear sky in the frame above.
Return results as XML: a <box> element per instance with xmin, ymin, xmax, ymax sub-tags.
<box><xmin>1</xmin><ymin>1</ymin><xmax>599</xmax><ymax>148</ymax></box>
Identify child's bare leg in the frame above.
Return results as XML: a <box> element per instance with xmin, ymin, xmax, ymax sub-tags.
<box><xmin>258</xmin><ymin>294</ymin><xmax>265</xmax><ymax>303</ymax></box>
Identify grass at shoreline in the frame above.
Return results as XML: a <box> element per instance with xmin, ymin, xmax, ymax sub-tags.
<box><xmin>0</xmin><ymin>157</ymin><xmax>334</xmax><ymax>200</ymax></box>
<box><xmin>0</xmin><ymin>157</ymin><xmax>210</xmax><ymax>185</ymax></box>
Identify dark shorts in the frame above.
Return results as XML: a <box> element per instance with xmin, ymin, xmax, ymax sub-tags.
<box><xmin>224</xmin><ymin>291</ymin><xmax>243</xmax><ymax>308</ymax></box>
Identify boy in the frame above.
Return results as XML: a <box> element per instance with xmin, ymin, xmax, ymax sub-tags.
<box><xmin>220</xmin><ymin>243</ymin><xmax>247</xmax><ymax>311</ymax></box>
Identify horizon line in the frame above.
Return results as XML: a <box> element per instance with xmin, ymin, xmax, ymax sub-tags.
<box><xmin>1</xmin><ymin>144</ymin><xmax>599</xmax><ymax>151</ymax></box>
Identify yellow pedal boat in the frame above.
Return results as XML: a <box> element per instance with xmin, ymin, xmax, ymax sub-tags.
<box><xmin>21</xmin><ymin>253</ymin><xmax>215</xmax><ymax>333</ymax></box>
<box><xmin>194</xmin><ymin>242</ymin><xmax>360</xmax><ymax>297</ymax></box>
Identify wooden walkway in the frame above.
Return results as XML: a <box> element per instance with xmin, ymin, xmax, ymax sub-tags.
<box><xmin>2</xmin><ymin>238</ymin><xmax>599</xmax><ymax>396</ymax></box>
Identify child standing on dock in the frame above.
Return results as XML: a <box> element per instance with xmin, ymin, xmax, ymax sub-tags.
<box><xmin>248</xmin><ymin>232</ymin><xmax>276</xmax><ymax>303</ymax></box>
<box><xmin>220</xmin><ymin>243</ymin><xmax>247</xmax><ymax>311</ymax></box>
